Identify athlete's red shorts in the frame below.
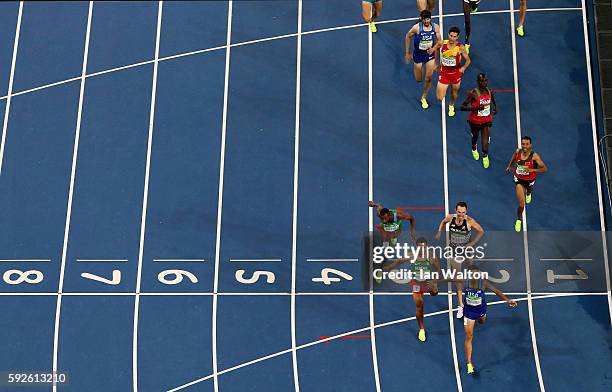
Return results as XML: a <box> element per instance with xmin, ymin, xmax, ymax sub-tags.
<box><xmin>410</xmin><ymin>280</ymin><xmax>430</xmax><ymax>295</ymax></box>
<box><xmin>438</xmin><ymin>70</ymin><xmax>462</xmax><ymax>85</ymax></box>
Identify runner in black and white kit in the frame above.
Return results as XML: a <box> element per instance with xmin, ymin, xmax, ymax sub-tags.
<box><xmin>435</xmin><ymin>201</ymin><xmax>484</xmax><ymax>318</ymax></box>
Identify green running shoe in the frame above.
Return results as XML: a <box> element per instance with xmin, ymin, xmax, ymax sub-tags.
<box><xmin>418</xmin><ymin>329</ymin><xmax>426</xmax><ymax>342</ymax></box>
<box><xmin>467</xmin><ymin>363</ymin><xmax>475</xmax><ymax>374</ymax></box>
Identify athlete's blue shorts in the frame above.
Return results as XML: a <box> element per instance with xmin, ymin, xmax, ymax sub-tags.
<box><xmin>464</xmin><ymin>304</ymin><xmax>487</xmax><ymax>321</ymax></box>
<box><xmin>413</xmin><ymin>50</ymin><xmax>435</xmax><ymax>64</ymax></box>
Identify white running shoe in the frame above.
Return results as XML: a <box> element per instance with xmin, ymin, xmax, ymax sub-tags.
<box><xmin>457</xmin><ymin>305</ymin><xmax>464</xmax><ymax>319</ymax></box>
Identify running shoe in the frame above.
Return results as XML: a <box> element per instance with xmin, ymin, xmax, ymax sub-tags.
<box><xmin>467</xmin><ymin>363</ymin><xmax>475</xmax><ymax>374</ymax></box>
<box><xmin>517</xmin><ymin>25</ymin><xmax>524</xmax><ymax>37</ymax></box>
<box><xmin>515</xmin><ymin>219</ymin><xmax>522</xmax><ymax>232</ymax></box>
<box><xmin>448</xmin><ymin>104</ymin><xmax>456</xmax><ymax>117</ymax></box>
<box><xmin>483</xmin><ymin>156</ymin><xmax>489</xmax><ymax>169</ymax></box>
<box><xmin>370</xmin><ymin>22</ymin><xmax>377</xmax><ymax>33</ymax></box>
<box><xmin>418</xmin><ymin>329</ymin><xmax>426</xmax><ymax>342</ymax></box>
<box><xmin>421</xmin><ymin>97</ymin><xmax>429</xmax><ymax>109</ymax></box>
<box><xmin>456</xmin><ymin>305</ymin><xmax>464</xmax><ymax>319</ymax></box>
<box><xmin>526</xmin><ymin>193</ymin><xmax>532</xmax><ymax>204</ymax></box>
<box><xmin>472</xmin><ymin>149</ymin><xmax>479</xmax><ymax>161</ymax></box>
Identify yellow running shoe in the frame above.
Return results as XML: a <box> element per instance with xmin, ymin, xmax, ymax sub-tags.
<box><xmin>526</xmin><ymin>193</ymin><xmax>532</xmax><ymax>204</ymax></box>
<box><xmin>467</xmin><ymin>363</ymin><xmax>475</xmax><ymax>374</ymax></box>
<box><xmin>448</xmin><ymin>105</ymin><xmax>455</xmax><ymax>117</ymax></box>
<box><xmin>465</xmin><ymin>44</ymin><xmax>470</xmax><ymax>55</ymax></box>
<box><xmin>418</xmin><ymin>329</ymin><xmax>426</xmax><ymax>342</ymax></box>
<box><xmin>517</xmin><ymin>25</ymin><xmax>524</xmax><ymax>37</ymax></box>
<box><xmin>421</xmin><ymin>97</ymin><xmax>429</xmax><ymax>109</ymax></box>
<box><xmin>515</xmin><ymin>219</ymin><xmax>522</xmax><ymax>232</ymax></box>
<box><xmin>472</xmin><ymin>149</ymin><xmax>479</xmax><ymax>161</ymax></box>
<box><xmin>370</xmin><ymin>22</ymin><xmax>377</xmax><ymax>33</ymax></box>
<box><xmin>483</xmin><ymin>156</ymin><xmax>489</xmax><ymax>169</ymax></box>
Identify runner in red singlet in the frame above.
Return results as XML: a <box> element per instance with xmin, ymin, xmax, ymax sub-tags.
<box><xmin>460</xmin><ymin>73</ymin><xmax>497</xmax><ymax>169</ymax></box>
<box><xmin>436</xmin><ymin>26</ymin><xmax>471</xmax><ymax>117</ymax></box>
<box><xmin>505</xmin><ymin>136</ymin><xmax>548</xmax><ymax>232</ymax></box>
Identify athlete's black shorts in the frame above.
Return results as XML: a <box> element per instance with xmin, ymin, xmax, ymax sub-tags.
<box><xmin>513</xmin><ymin>175</ymin><xmax>535</xmax><ymax>188</ymax></box>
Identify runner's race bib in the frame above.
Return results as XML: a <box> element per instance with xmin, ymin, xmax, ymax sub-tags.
<box><xmin>477</xmin><ymin>105</ymin><xmax>490</xmax><ymax>117</ymax></box>
<box><xmin>441</xmin><ymin>56</ymin><xmax>457</xmax><ymax>67</ymax></box>
<box><xmin>466</xmin><ymin>294</ymin><xmax>482</xmax><ymax>306</ymax></box>
<box><xmin>516</xmin><ymin>165</ymin><xmax>529</xmax><ymax>176</ymax></box>
<box><xmin>419</xmin><ymin>37</ymin><xmax>433</xmax><ymax>51</ymax></box>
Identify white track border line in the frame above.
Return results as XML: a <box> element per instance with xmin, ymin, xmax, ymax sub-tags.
<box><xmin>0</xmin><ymin>1</ymin><xmax>22</xmax><ymax>176</ymax></box>
<box><xmin>290</xmin><ymin>1</ymin><xmax>302</xmax><ymax>391</ymax></box>
<box><xmin>509</xmin><ymin>1</ymin><xmax>545</xmax><ymax>390</ymax></box>
<box><xmin>368</xmin><ymin>13</ymin><xmax>382</xmax><ymax>392</ymax></box>
<box><xmin>212</xmin><ymin>2</ymin><xmax>233</xmax><ymax>391</ymax></box>
<box><xmin>52</xmin><ymin>2</ymin><xmax>92</xmax><ymax>392</ymax></box>
<box><xmin>0</xmin><ymin>8</ymin><xmax>582</xmax><ymax>106</ymax></box>
<box><xmin>166</xmin><ymin>292</ymin><xmax>583</xmax><ymax>392</ymax></box>
<box><xmin>438</xmin><ymin>1</ymin><xmax>463</xmax><ymax>390</ymax></box>
<box><xmin>133</xmin><ymin>2</ymin><xmax>163</xmax><ymax>391</ymax></box>
<box><xmin>3</xmin><ymin>291</ymin><xmax>607</xmax><ymax>297</ymax></box>
<box><xmin>581</xmin><ymin>0</ymin><xmax>612</xmax><ymax>325</ymax></box>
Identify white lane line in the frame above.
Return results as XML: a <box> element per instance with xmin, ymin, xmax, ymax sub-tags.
<box><xmin>0</xmin><ymin>7</ymin><xmax>583</xmax><ymax>106</ymax></box>
<box><xmin>52</xmin><ymin>3</ymin><xmax>92</xmax><ymax>392</ymax></box>
<box><xmin>539</xmin><ymin>258</ymin><xmax>593</xmax><ymax>262</ymax></box>
<box><xmin>229</xmin><ymin>258</ymin><xmax>282</xmax><ymax>262</ymax></box>
<box><xmin>438</xmin><ymin>1</ymin><xmax>462</xmax><ymax>390</ymax></box>
<box><xmin>166</xmin><ymin>292</ymin><xmax>585</xmax><ymax>392</ymax></box>
<box><xmin>290</xmin><ymin>1</ymin><xmax>303</xmax><ymax>391</ymax></box>
<box><xmin>133</xmin><ymin>3</ymin><xmax>163</xmax><ymax>392</ymax></box>
<box><xmin>367</xmin><ymin>13</ymin><xmax>382</xmax><ymax>392</ymax></box>
<box><xmin>212</xmin><ymin>2</ymin><xmax>233</xmax><ymax>391</ymax></box>
<box><xmin>152</xmin><ymin>259</ymin><xmax>205</xmax><ymax>262</ymax></box>
<box><xmin>0</xmin><ymin>259</ymin><xmax>50</xmax><ymax>262</ymax></box>
<box><xmin>0</xmin><ymin>1</ymin><xmax>22</xmax><ymax>176</ymax></box>
<box><xmin>306</xmin><ymin>258</ymin><xmax>359</xmax><ymax>262</ymax></box>
<box><xmin>477</xmin><ymin>258</ymin><xmax>515</xmax><ymax>261</ymax></box>
<box><xmin>580</xmin><ymin>0</ymin><xmax>612</xmax><ymax>325</ymax></box>
<box><xmin>2</xmin><ymin>291</ymin><xmax>609</xmax><ymax>297</ymax></box>
<box><xmin>509</xmin><ymin>1</ymin><xmax>545</xmax><ymax>390</ymax></box>
<box><xmin>76</xmin><ymin>258</ymin><xmax>128</xmax><ymax>262</ymax></box>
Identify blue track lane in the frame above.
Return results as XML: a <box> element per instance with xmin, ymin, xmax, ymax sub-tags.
<box><xmin>12</xmin><ymin>2</ymin><xmax>87</xmax><ymax>92</ymax></box>
<box><xmin>0</xmin><ymin>1</ymin><xmax>18</xmax><ymax>97</ymax></box>
<box><xmin>86</xmin><ymin>2</ymin><xmax>158</xmax><ymax>73</ymax></box>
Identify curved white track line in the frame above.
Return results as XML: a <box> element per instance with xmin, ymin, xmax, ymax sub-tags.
<box><xmin>166</xmin><ymin>292</ymin><xmax>587</xmax><ymax>392</ymax></box>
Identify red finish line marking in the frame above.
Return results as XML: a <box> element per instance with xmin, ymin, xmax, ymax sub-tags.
<box><xmin>397</xmin><ymin>206</ymin><xmax>445</xmax><ymax>211</ymax></box>
<box><xmin>319</xmin><ymin>335</ymin><xmax>371</xmax><ymax>344</ymax></box>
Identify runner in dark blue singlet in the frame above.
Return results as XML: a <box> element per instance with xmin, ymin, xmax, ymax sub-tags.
<box><xmin>405</xmin><ymin>10</ymin><xmax>442</xmax><ymax>109</ymax></box>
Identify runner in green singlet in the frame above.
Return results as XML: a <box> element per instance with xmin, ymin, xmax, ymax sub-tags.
<box><xmin>384</xmin><ymin>237</ymin><xmax>440</xmax><ymax>342</ymax></box>
<box><xmin>369</xmin><ymin>200</ymin><xmax>416</xmax><ymax>245</ymax></box>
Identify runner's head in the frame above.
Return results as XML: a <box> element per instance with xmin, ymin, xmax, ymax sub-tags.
<box><xmin>420</xmin><ymin>10</ymin><xmax>432</xmax><ymax>26</ymax></box>
<box><xmin>477</xmin><ymin>73</ymin><xmax>488</xmax><ymax>88</ymax></box>
<box><xmin>455</xmin><ymin>201</ymin><xmax>468</xmax><ymax>218</ymax></box>
<box><xmin>521</xmin><ymin>136</ymin><xmax>532</xmax><ymax>152</ymax></box>
<box><xmin>416</xmin><ymin>237</ymin><xmax>428</xmax><ymax>257</ymax></box>
<box><xmin>380</xmin><ymin>208</ymin><xmax>394</xmax><ymax>223</ymax></box>
<box><xmin>448</xmin><ymin>26</ymin><xmax>460</xmax><ymax>43</ymax></box>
